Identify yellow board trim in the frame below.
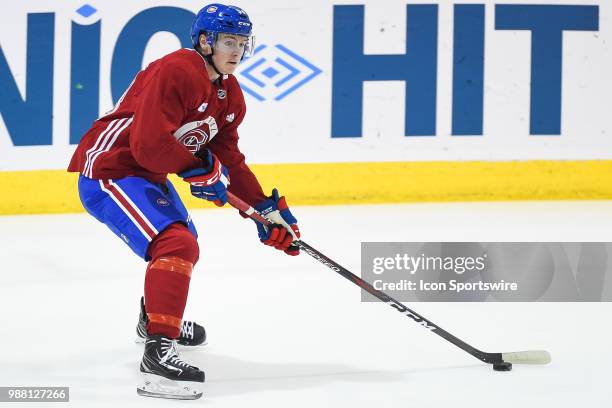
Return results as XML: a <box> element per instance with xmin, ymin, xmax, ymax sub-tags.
<box><xmin>1</xmin><ymin>160</ymin><xmax>611</xmax><ymax>215</ymax></box>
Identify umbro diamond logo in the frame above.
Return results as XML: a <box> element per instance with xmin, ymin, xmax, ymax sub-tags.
<box><xmin>198</xmin><ymin>102</ymin><xmax>208</xmax><ymax>112</ymax></box>
<box><xmin>238</xmin><ymin>44</ymin><xmax>321</xmax><ymax>101</ymax></box>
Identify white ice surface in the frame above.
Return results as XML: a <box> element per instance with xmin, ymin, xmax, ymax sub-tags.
<box><xmin>1</xmin><ymin>201</ymin><xmax>611</xmax><ymax>407</ymax></box>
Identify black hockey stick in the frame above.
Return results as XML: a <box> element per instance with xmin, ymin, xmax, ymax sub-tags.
<box><xmin>227</xmin><ymin>192</ymin><xmax>551</xmax><ymax>371</ymax></box>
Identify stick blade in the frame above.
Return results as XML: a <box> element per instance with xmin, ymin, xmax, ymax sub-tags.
<box><xmin>501</xmin><ymin>350</ymin><xmax>551</xmax><ymax>365</ymax></box>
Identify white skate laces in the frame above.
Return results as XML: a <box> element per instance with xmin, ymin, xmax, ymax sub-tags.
<box><xmin>160</xmin><ymin>338</ymin><xmax>190</xmax><ymax>368</ymax></box>
<box><xmin>181</xmin><ymin>320</ymin><xmax>194</xmax><ymax>340</ymax></box>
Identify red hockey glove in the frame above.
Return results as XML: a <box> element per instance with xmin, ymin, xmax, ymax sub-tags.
<box><xmin>179</xmin><ymin>149</ymin><xmax>229</xmax><ymax>206</ymax></box>
<box><xmin>254</xmin><ymin>189</ymin><xmax>300</xmax><ymax>256</ymax></box>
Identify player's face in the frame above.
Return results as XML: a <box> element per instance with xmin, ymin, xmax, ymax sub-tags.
<box><xmin>212</xmin><ymin>34</ymin><xmax>249</xmax><ymax>74</ymax></box>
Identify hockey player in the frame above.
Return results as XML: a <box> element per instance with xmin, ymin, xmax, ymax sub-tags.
<box><xmin>67</xmin><ymin>3</ymin><xmax>300</xmax><ymax>400</ymax></box>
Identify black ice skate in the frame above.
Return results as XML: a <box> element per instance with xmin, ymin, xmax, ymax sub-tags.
<box><xmin>136</xmin><ymin>296</ymin><xmax>207</xmax><ymax>346</ymax></box>
<box><xmin>137</xmin><ymin>334</ymin><xmax>205</xmax><ymax>399</ymax></box>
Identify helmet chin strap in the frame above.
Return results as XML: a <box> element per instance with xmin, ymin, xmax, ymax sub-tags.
<box><xmin>195</xmin><ymin>43</ymin><xmax>224</xmax><ymax>77</ymax></box>
<box><xmin>204</xmin><ymin>53</ymin><xmax>224</xmax><ymax>77</ymax></box>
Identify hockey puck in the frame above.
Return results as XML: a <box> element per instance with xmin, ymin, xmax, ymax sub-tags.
<box><xmin>493</xmin><ymin>362</ymin><xmax>512</xmax><ymax>371</ymax></box>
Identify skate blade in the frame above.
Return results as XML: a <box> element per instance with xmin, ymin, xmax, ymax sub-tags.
<box><xmin>137</xmin><ymin>388</ymin><xmax>202</xmax><ymax>400</ymax></box>
<box><xmin>137</xmin><ymin>373</ymin><xmax>203</xmax><ymax>400</ymax></box>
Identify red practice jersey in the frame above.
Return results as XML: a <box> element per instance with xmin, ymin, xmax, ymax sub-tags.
<box><xmin>68</xmin><ymin>48</ymin><xmax>266</xmax><ymax>205</ymax></box>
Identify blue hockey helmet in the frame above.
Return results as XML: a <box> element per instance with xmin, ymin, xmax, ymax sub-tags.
<box><xmin>190</xmin><ymin>4</ymin><xmax>254</xmax><ymax>58</ymax></box>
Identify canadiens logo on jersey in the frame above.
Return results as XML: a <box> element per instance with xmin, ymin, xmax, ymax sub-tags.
<box><xmin>156</xmin><ymin>198</ymin><xmax>170</xmax><ymax>207</ymax></box>
<box><xmin>173</xmin><ymin>117</ymin><xmax>219</xmax><ymax>154</ymax></box>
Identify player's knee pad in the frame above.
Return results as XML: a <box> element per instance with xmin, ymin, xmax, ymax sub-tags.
<box><xmin>147</xmin><ymin>222</ymin><xmax>200</xmax><ymax>265</ymax></box>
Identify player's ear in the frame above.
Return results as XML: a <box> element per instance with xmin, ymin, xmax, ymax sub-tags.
<box><xmin>199</xmin><ymin>34</ymin><xmax>212</xmax><ymax>55</ymax></box>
